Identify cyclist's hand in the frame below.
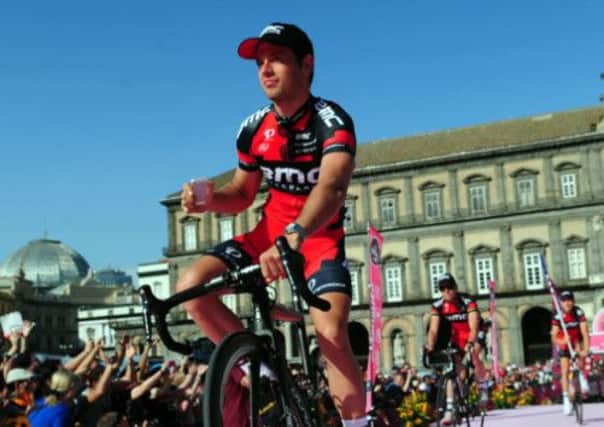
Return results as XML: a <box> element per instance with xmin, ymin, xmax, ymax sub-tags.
<box><xmin>181</xmin><ymin>181</ymin><xmax>214</xmax><ymax>214</ymax></box>
<box><xmin>259</xmin><ymin>245</ymin><xmax>286</xmax><ymax>283</ymax></box>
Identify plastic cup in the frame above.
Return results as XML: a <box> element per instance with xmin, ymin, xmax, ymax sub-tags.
<box><xmin>190</xmin><ymin>177</ymin><xmax>210</xmax><ymax>206</ymax></box>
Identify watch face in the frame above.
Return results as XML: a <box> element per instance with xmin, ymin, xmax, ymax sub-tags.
<box><xmin>266</xmin><ymin>284</ymin><xmax>277</xmax><ymax>301</ymax></box>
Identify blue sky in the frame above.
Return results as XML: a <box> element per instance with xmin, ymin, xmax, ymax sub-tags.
<box><xmin>1</xmin><ymin>1</ymin><xmax>602</xmax><ymax>278</ymax></box>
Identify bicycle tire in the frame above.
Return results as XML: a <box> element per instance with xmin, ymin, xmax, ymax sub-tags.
<box><xmin>573</xmin><ymin>373</ymin><xmax>583</xmax><ymax>425</ymax></box>
<box><xmin>203</xmin><ymin>331</ymin><xmax>316</xmax><ymax>427</ymax></box>
<box><xmin>435</xmin><ymin>378</ymin><xmax>447</xmax><ymax>427</ymax></box>
<box><xmin>454</xmin><ymin>379</ymin><xmax>471</xmax><ymax>427</ymax></box>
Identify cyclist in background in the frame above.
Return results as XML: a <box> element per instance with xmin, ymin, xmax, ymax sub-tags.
<box><xmin>425</xmin><ymin>273</ymin><xmax>488</xmax><ymax>425</ymax></box>
<box><xmin>179</xmin><ymin>22</ymin><xmax>366</xmax><ymax>427</ymax></box>
<box><xmin>551</xmin><ymin>289</ymin><xmax>590</xmax><ymax>415</ymax></box>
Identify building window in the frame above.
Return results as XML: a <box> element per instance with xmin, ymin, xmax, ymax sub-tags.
<box><xmin>424</xmin><ymin>191</ymin><xmax>441</xmax><ymax>220</ymax></box>
<box><xmin>419</xmin><ymin>181</ymin><xmax>444</xmax><ymax>220</ymax></box>
<box><xmin>468</xmin><ymin>244</ymin><xmax>499</xmax><ymax>295</ymax></box>
<box><xmin>422</xmin><ymin>248</ymin><xmax>452</xmax><ymax>298</ymax></box>
<box><xmin>183</xmin><ymin>222</ymin><xmax>197</xmax><ymax>251</ymax></box>
<box><xmin>567</xmin><ymin>248</ymin><xmax>586</xmax><ymax>279</ymax></box>
<box><xmin>375</xmin><ymin>187</ymin><xmax>400</xmax><ymax>227</ymax></box>
<box><xmin>560</xmin><ymin>173</ymin><xmax>577</xmax><ymax>199</ymax></box>
<box><xmin>564</xmin><ymin>235</ymin><xmax>588</xmax><ymax>281</ymax></box>
<box><xmin>350</xmin><ymin>269</ymin><xmax>360</xmax><ymax>306</ymax></box>
<box><xmin>344</xmin><ymin>199</ymin><xmax>356</xmax><ymax>231</ymax></box>
<box><xmin>523</xmin><ymin>253</ymin><xmax>543</xmax><ymax>290</ymax></box>
<box><xmin>469</xmin><ymin>185</ymin><xmax>487</xmax><ymax>214</ymax></box>
<box><xmin>429</xmin><ymin>261</ymin><xmax>447</xmax><ymax>298</ymax></box>
<box><xmin>475</xmin><ymin>257</ymin><xmax>494</xmax><ymax>295</ymax></box>
<box><xmin>516</xmin><ymin>238</ymin><xmax>547</xmax><ymax>290</ymax></box>
<box><xmin>555</xmin><ymin>162</ymin><xmax>581</xmax><ymax>200</ymax></box>
<box><xmin>511</xmin><ymin>168</ymin><xmax>538</xmax><ymax>208</ymax></box>
<box><xmin>379</xmin><ymin>197</ymin><xmax>396</xmax><ymax>226</ymax></box>
<box><xmin>517</xmin><ymin>178</ymin><xmax>535</xmax><ymax>207</ymax></box>
<box><xmin>219</xmin><ymin>218</ymin><xmax>234</xmax><ymax>241</ymax></box>
<box><xmin>384</xmin><ymin>263</ymin><xmax>403</xmax><ymax>302</ymax></box>
<box><xmin>464</xmin><ymin>174</ymin><xmax>491</xmax><ymax>215</ymax></box>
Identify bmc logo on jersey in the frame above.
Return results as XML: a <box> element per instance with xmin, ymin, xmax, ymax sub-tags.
<box><xmin>446</xmin><ymin>313</ymin><xmax>468</xmax><ymax>322</ymax></box>
<box><xmin>260</xmin><ymin>166</ymin><xmax>319</xmax><ymax>184</ymax></box>
<box><xmin>259</xmin><ymin>165</ymin><xmax>320</xmax><ymax>194</ymax></box>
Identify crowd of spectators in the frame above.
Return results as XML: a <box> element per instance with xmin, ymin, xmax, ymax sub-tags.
<box><xmin>0</xmin><ymin>320</ymin><xmax>208</xmax><ymax>427</ymax></box>
<box><xmin>1</xmin><ymin>318</ymin><xmax>602</xmax><ymax>426</ymax></box>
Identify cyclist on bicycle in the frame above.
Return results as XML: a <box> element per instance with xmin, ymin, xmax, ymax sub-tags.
<box><xmin>179</xmin><ymin>22</ymin><xmax>366</xmax><ymax>427</ymax></box>
<box><xmin>425</xmin><ymin>273</ymin><xmax>488</xmax><ymax>425</ymax></box>
<box><xmin>550</xmin><ymin>289</ymin><xmax>590</xmax><ymax>415</ymax></box>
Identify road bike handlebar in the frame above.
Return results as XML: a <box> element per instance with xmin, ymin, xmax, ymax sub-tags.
<box><xmin>140</xmin><ymin>236</ymin><xmax>331</xmax><ymax>354</ymax></box>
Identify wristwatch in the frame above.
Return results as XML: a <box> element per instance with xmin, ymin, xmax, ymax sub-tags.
<box><xmin>284</xmin><ymin>222</ymin><xmax>307</xmax><ymax>242</ymax></box>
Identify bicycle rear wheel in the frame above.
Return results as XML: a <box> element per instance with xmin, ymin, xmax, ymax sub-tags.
<box><xmin>203</xmin><ymin>331</ymin><xmax>316</xmax><ymax>427</ymax></box>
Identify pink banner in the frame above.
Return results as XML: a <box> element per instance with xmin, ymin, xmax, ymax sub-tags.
<box><xmin>365</xmin><ymin>223</ymin><xmax>384</xmax><ymax>413</ymax></box>
<box><xmin>487</xmin><ymin>279</ymin><xmax>501</xmax><ymax>381</ymax></box>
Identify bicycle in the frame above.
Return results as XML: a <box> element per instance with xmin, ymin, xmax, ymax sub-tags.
<box><xmin>423</xmin><ymin>343</ymin><xmax>471</xmax><ymax>427</ymax></box>
<box><xmin>139</xmin><ymin>236</ymin><xmax>331</xmax><ymax>427</ymax></box>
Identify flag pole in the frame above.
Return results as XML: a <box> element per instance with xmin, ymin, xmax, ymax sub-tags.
<box><xmin>365</xmin><ymin>221</ymin><xmax>374</xmax><ymax>416</ymax></box>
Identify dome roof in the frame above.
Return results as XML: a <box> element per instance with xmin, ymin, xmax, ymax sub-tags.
<box><xmin>0</xmin><ymin>238</ymin><xmax>91</xmax><ymax>288</ymax></box>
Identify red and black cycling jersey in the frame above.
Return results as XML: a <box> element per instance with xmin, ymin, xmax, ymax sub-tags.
<box><xmin>235</xmin><ymin>95</ymin><xmax>356</xmax><ymax>227</ymax></box>
<box><xmin>431</xmin><ymin>293</ymin><xmax>479</xmax><ymax>349</ymax></box>
<box><xmin>552</xmin><ymin>306</ymin><xmax>586</xmax><ymax>349</ymax></box>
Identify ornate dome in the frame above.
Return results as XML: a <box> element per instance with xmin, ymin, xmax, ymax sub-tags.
<box><xmin>0</xmin><ymin>238</ymin><xmax>91</xmax><ymax>288</ymax></box>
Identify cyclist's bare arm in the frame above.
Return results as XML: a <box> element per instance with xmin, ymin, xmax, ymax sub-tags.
<box><xmin>182</xmin><ymin>167</ymin><xmax>262</xmax><ymax>215</ymax></box>
<box><xmin>426</xmin><ymin>314</ymin><xmax>440</xmax><ymax>352</ymax></box>
<box><xmin>580</xmin><ymin>321</ymin><xmax>590</xmax><ymax>355</ymax></box>
<box><xmin>295</xmin><ymin>151</ymin><xmax>354</xmax><ymax>236</ymax></box>
<box><xmin>467</xmin><ymin>311</ymin><xmax>480</xmax><ymax>343</ymax></box>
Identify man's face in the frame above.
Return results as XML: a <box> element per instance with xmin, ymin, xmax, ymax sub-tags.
<box><xmin>561</xmin><ymin>298</ymin><xmax>574</xmax><ymax>312</ymax></box>
<box><xmin>440</xmin><ymin>285</ymin><xmax>457</xmax><ymax>301</ymax></box>
<box><xmin>255</xmin><ymin>43</ymin><xmax>312</xmax><ymax>102</ymax></box>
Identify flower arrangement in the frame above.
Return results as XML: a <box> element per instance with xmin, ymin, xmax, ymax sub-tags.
<box><xmin>398</xmin><ymin>391</ymin><xmax>432</xmax><ymax>427</ymax></box>
<box><xmin>516</xmin><ymin>387</ymin><xmax>536</xmax><ymax>406</ymax></box>
<box><xmin>491</xmin><ymin>383</ymin><xmax>518</xmax><ymax>409</ymax></box>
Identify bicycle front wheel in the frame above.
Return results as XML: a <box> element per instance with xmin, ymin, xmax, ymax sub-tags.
<box><xmin>572</xmin><ymin>373</ymin><xmax>583</xmax><ymax>425</ymax></box>
<box><xmin>203</xmin><ymin>331</ymin><xmax>316</xmax><ymax>427</ymax></box>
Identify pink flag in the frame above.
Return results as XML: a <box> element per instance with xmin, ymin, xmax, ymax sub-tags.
<box><xmin>487</xmin><ymin>279</ymin><xmax>501</xmax><ymax>381</ymax></box>
<box><xmin>365</xmin><ymin>223</ymin><xmax>384</xmax><ymax>413</ymax></box>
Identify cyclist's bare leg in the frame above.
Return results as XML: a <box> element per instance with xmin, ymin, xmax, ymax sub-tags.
<box><xmin>449</xmin><ymin>355</ymin><xmax>465</xmax><ymax>399</ymax></box>
<box><xmin>470</xmin><ymin>344</ymin><xmax>487</xmax><ymax>381</ymax></box>
<box><xmin>560</xmin><ymin>356</ymin><xmax>570</xmax><ymax>396</ymax></box>
<box><xmin>175</xmin><ymin>255</ymin><xmax>245</xmax><ymax>343</ymax></box>
<box><xmin>309</xmin><ymin>292</ymin><xmax>365</xmax><ymax>420</ymax></box>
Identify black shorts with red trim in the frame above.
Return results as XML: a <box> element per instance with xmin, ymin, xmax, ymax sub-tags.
<box><xmin>205</xmin><ymin>233</ymin><xmax>352</xmax><ymax>297</ymax></box>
